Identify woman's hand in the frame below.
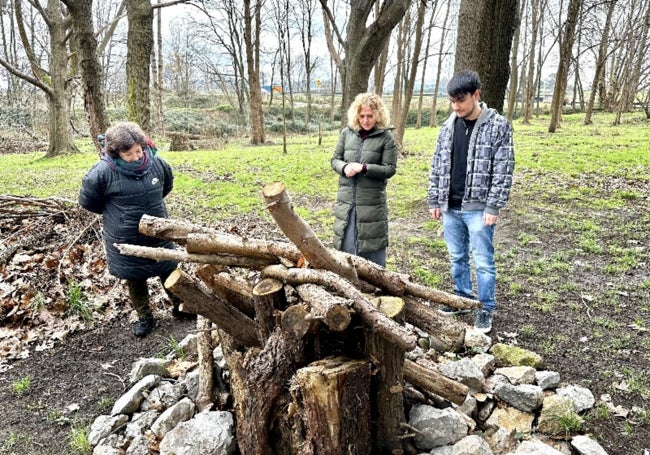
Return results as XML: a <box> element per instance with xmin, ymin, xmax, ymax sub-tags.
<box><xmin>344</xmin><ymin>162</ymin><xmax>364</xmax><ymax>177</ymax></box>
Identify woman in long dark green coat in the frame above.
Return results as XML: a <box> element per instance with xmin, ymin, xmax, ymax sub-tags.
<box><xmin>331</xmin><ymin>93</ymin><xmax>398</xmax><ymax>267</ymax></box>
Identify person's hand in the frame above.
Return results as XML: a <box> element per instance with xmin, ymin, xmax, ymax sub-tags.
<box><xmin>429</xmin><ymin>208</ymin><xmax>441</xmax><ymax>221</ymax></box>
<box><xmin>483</xmin><ymin>212</ymin><xmax>498</xmax><ymax>226</ymax></box>
<box><xmin>344</xmin><ymin>162</ymin><xmax>364</xmax><ymax>177</ymax></box>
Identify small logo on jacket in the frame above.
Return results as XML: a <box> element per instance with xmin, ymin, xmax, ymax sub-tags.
<box><xmin>151</xmin><ymin>178</ymin><xmax>159</xmax><ymax>185</ymax></box>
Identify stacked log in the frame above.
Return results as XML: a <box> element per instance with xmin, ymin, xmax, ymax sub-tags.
<box><xmin>115</xmin><ymin>181</ymin><xmax>481</xmax><ymax>455</ymax></box>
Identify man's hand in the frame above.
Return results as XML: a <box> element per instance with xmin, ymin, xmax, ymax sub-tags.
<box><xmin>429</xmin><ymin>208</ymin><xmax>441</xmax><ymax>221</ymax></box>
<box><xmin>483</xmin><ymin>212</ymin><xmax>499</xmax><ymax>226</ymax></box>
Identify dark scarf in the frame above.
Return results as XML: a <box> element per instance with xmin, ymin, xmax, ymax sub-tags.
<box><xmin>102</xmin><ymin>146</ymin><xmax>155</xmax><ymax>177</ymax></box>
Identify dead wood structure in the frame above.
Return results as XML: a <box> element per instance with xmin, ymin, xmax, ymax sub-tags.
<box><xmin>116</xmin><ymin>181</ymin><xmax>479</xmax><ymax>455</ymax></box>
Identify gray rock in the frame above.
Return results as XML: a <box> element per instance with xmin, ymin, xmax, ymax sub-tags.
<box><xmin>159</xmin><ymin>411</ymin><xmax>236</xmax><ymax>455</ymax></box>
<box><xmin>408</xmin><ymin>404</ymin><xmax>468</xmax><ymax>450</ymax></box>
<box><xmin>129</xmin><ymin>358</ymin><xmax>171</xmax><ymax>383</ymax></box>
<box><xmin>451</xmin><ymin>434</ymin><xmax>494</xmax><ymax>455</ymax></box>
<box><xmin>556</xmin><ymin>385</ymin><xmax>595</xmax><ymax>413</ymax></box>
<box><xmin>151</xmin><ymin>397</ymin><xmax>196</xmax><ymax>439</ymax></box>
<box><xmin>88</xmin><ymin>414</ymin><xmax>129</xmax><ymax>446</ymax></box>
<box><xmin>112</xmin><ymin>375</ymin><xmax>161</xmax><ymax>416</ymax></box>
<box><xmin>571</xmin><ymin>435</ymin><xmax>608</xmax><ymax>455</ymax></box>
<box><xmin>437</xmin><ymin>357</ymin><xmax>485</xmax><ymax>391</ymax></box>
<box><xmin>535</xmin><ymin>370</ymin><xmax>561</xmax><ymax>390</ymax></box>
<box><xmin>494</xmin><ymin>383</ymin><xmax>544</xmax><ymax>412</ymax></box>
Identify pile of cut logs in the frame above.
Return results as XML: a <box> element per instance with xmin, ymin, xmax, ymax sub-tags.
<box><xmin>116</xmin><ymin>182</ymin><xmax>481</xmax><ymax>455</ymax></box>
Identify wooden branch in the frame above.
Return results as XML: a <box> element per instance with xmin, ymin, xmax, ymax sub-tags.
<box><xmin>262</xmin><ymin>181</ymin><xmax>358</xmax><ymax>284</ymax></box>
<box><xmin>262</xmin><ymin>265</ymin><xmax>416</xmax><ymax>352</ymax></box>
<box><xmin>252</xmin><ymin>278</ymin><xmax>286</xmax><ymax>341</ymax></box>
<box><xmin>404</xmin><ymin>280</ymin><xmax>481</xmax><ymax>311</ymax></box>
<box><xmin>296</xmin><ymin>284</ymin><xmax>352</xmax><ymax>332</ymax></box>
<box><xmin>403</xmin><ymin>359</ymin><xmax>468</xmax><ymax>406</ymax></box>
<box><xmin>164</xmin><ymin>269</ymin><xmax>260</xmax><ymax>348</ymax></box>
<box><xmin>197</xmin><ymin>265</ymin><xmax>256</xmax><ymax>318</ymax></box>
<box><xmin>187</xmin><ymin>232</ymin><xmax>302</xmax><ymax>264</ymax></box>
<box><xmin>114</xmin><ymin>243</ymin><xmax>275</xmax><ymax>268</ymax></box>
<box><xmin>196</xmin><ymin>315</ymin><xmax>214</xmax><ymax>412</ymax></box>
<box><xmin>403</xmin><ymin>296</ymin><xmax>467</xmax><ymax>352</ymax></box>
<box><xmin>138</xmin><ymin>213</ymin><xmax>216</xmax><ymax>244</ymax></box>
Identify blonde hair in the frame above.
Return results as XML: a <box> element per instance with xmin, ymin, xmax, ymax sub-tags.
<box><xmin>347</xmin><ymin>93</ymin><xmax>390</xmax><ymax>131</ymax></box>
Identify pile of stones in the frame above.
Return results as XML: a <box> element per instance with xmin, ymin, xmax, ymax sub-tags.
<box><xmin>89</xmin><ymin>328</ymin><xmax>613</xmax><ymax>455</ymax></box>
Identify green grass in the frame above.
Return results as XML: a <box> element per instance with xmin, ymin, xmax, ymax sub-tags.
<box><xmin>11</xmin><ymin>376</ymin><xmax>33</xmax><ymax>396</ymax></box>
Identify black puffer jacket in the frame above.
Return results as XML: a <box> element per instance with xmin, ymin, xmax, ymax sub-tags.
<box><xmin>79</xmin><ymin>150</ymin><xmax>177</xmax><ymax>280</ymax></box>
<box><xmin>331</xmin><ymin>127</ymin><xmax>398</xmax><ymax>253</ymax></box>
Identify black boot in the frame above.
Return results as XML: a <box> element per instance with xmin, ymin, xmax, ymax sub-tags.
<box><xmin>133</xmin><ymin>314</ymin><xmax>155</xmax><ymax>337</ymax></box>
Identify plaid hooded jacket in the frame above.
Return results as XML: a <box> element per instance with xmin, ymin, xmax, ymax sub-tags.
<box><xmin>427</xmin><ymin>102</ymin><xmax>515</xmax><ymax>215</ymax></box>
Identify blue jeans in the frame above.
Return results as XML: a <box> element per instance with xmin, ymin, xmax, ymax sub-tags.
<box><xmin>442</xmin><ymin>209</ymin><xmax>496</xmax><ymax>312</ymax></box>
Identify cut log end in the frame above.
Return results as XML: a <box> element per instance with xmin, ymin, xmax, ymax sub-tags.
<box><xmin>262</xmin><ymin>181</ymin><xmax>286</xmax><ymax>198</ymax></box>
<box><xmin>253</xmin><ymin>278</ymin><xmax>284</xmax><ymax>296</ymax></box>
<box><xmin>281</xmin><ymin>305</ymin><xmax>311</xmax><ymax>338</ymax></box>
<box><xmin>371</xmin><ymin>296</ymin><xmax>405</xmax><ymax>319</ymax></box>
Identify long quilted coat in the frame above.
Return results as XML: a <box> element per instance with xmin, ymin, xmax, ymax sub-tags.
<box><xmin>79</xmin><ymin>148</ymin><xmax>177</xmax><ymax>281</ymax></box>
<box><xmin>331</xmin><ymin>127</ymin><xmax>398</xmax><ymax>254</ymax></box>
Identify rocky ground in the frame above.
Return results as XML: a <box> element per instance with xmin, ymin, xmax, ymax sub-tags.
<box><xmin>0</xmin><ymin>192</ymin><xmax>648</xmax><ymax>454</ymax></box>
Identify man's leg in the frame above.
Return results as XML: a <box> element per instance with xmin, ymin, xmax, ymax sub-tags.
<box><xmin>464</xmin><ymin>211</ymin><xmax>496</xmax><ymax>333</ymax></box>
<box><xmin>440</xmin><ymin>210</ymin><xmax>475</xmax><ymax>314</ymax></box>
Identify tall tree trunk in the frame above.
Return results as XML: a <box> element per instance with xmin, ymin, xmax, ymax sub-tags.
<box><xmin>126</xmin><ymin>0</ymin><xmax>153</xmax><ymax>132</ymax></box>
<box><xmin>244</xmin><ymin>0</ymin><xmax>266</xmax><ymax>144</ymax></box>
<box><xmin>455</xmin><ymin>0</ymin><xmax>518</xmax><ymax>113</ymax></box>
<box><xmin>46</xmin><ymin>0</ymin><xmax>79</xmax><ymax>157</ymax></box>
<box><xmin>394</xmin><ymin>0</ymin><xmax>426</xmax><ymax>145</ymax></box>
<box><xmin>584</xmin><ymin>0</ymin><xmax>617</xmax><ymax>125</ymax></box>
<box><xmin>523</xmin><ymin>0</ymin><xmax>540</xmax><ymax>124</ymax></box>
<box><xmin>391</xmin><ymin>17</ymin><xmax>406</xmax><ymax>122</ymax></box>
<box><xmin>507</xmin><ymin>0</ymin><xmax>525</xmax><ymax>121</ymax></box>
<box><xmin>430</xmin><ymin>0</ymin><xmax>452</xmax><ymax>127</ymax></box>
<box><xmin>373</xmin><ymin>1</ymin><xmax>389</xmax><ymax>95</ymax></box>
<box><xmin>549</xmin><ymin>0</ymin><xmax>581</xmax><ymax>132</ymax></box>
<box><xmin>416</xmin><ymin>1</ymin><xmax>439</xmax><ymax>129</ymax></box>
<box><xmin>63</xmin><ymin>0</ymin><xmax>108</xmax><ymax>151</ymax></box>
<box><xmin>153</xmin><ymin>0</ymin><xmax>165</xmax><ymax>134</ymax></box>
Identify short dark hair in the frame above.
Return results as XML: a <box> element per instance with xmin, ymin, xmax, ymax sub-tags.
<box><xmin>447</xmin><ymin>70</ymin><xmax>481</xmax><ymax>99</ymax></box>
<box><xmin>104</xmin><ymin>122</ymin><xmax>147</xmax><ymax>159</ymax></box>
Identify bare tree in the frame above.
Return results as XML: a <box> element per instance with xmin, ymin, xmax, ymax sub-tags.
<box><xmin>455</xmin><ymin>0</ymin><xmax>518</xmax><ymax>112</ymax></box>
<box><xmin>415</xmin><ymin>0</ymin><xmax>440</xmax><ymax>129</ymax></box>
<box><xmin>63</xmin><ymin>0</ymin><xmax>109</xmax><ymax>149</ymax></box>
<box><xmin>244</xmin><ymin>0</ymin><xmax>265</xmax><ymax>144</ymax></box>
<box><xmin>507</xmin><ymin>0</ymin><xmax>526</xmax><ymax>121</ymax></box>
<box><xmin>393</xmin><ymin>0</ymin><xmax>427</xmax><ymax>145</ymax></box>
<box><xmin>291</xmin><ymin>0</ymin><xmax>318</xmax><ymax>126</ymax></box>
<box><xmin>522</xmin><ymin>0</ymin><xmax>542</xmax><ymax>124</ymax></box>
<box><xmin>548</xmin><ymin>0</ymin><xmax>581</xmax><ymax>132</ymax></box>
<box><xmin>429</xmin><ymin>0</ymin><xmax>453</xmax><ymax>127</ymax></box>
<box><xmin>319</xmin><ymin>0</ymin><xmax>412</xmax><ymax>115</ymax></box>
<box><xmin>0</xmin><ymin>0</ymin><xmax>79</xmax><ymax>157</ymax></box>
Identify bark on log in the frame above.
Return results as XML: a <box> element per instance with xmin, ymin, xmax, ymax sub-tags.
<box><xmin>366</xmin><ymin>329</ymin><xmax>406</xmax><ymax>454</ymax></box>
<box><xmin>138</xmin><ymin>213</ymin><xmax>215</xmax><ymax>244</ymax></box>
<box><xmin>197</xmin><ymin>265</ymin><xmax>256</xmax><ymax>318</ymax></box>
<box><xmin>262</xmin><ymin>264</ymin><xmax>416</xmax><ymax>352</ymax></box>
<box><xmin>291</xmin><ymin>357</ymin><xmax>371</xmax><ymax>455</ymax></box>
<box><xmin>226</xmin><ymin>328</ymin><xmax>305</xmax><ymax>455</ymax></box>
<box><xmin>262</xmin><ymin>181</ymin><xmax>358</xmax><ymax>284</ymax></box>
<box><xmin>252</xmin><ymin>278</ymin><xmax>286</xmax><ymax>341</ymax></box>
<box><xmin>296</xmin><ymin>284</ymin><xmax>352</xmax><ymax>332</ymax></box>
<box><xmin>164</xmin><ymin>269</ymin><xmax>260</xmax><ymax>348</ymax></box>
<box><xmin>114</xmin><ymin>243</ymin><xmax>274</xmax><ymax>268</ymax></box>
<box><xmin>403</xmin><ymin>359</ymin><xmax>469</xmax><ymax>406</ymax></box>
<box><xmin>403</xmin><ymin>296</ymin><xmax>467</xmax><ymax>352</ymax></box>
<box><xmin>196</xmin><ymin>315</ymin><xmax>214</xmax><ymax>412</ymax></box>
<box><xmin>403</xmin><ymin>280</ymin><xmax>480</xmax><ymax>311</ymax></box>
<box><xmin>187</xmin><ymin>232</ymin><xmax>302</xmax><ymax>264</ymax></box>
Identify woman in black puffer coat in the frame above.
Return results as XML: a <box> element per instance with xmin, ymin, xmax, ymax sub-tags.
<box><xmin>79</xmin><ymin>122</ymin><xmax>185</xmax><ymax>337</ymax></box>
<box><xmin>331</xmin><ymin>93</ymin><xmax>398</xmax><ymax>267</ymax></box>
